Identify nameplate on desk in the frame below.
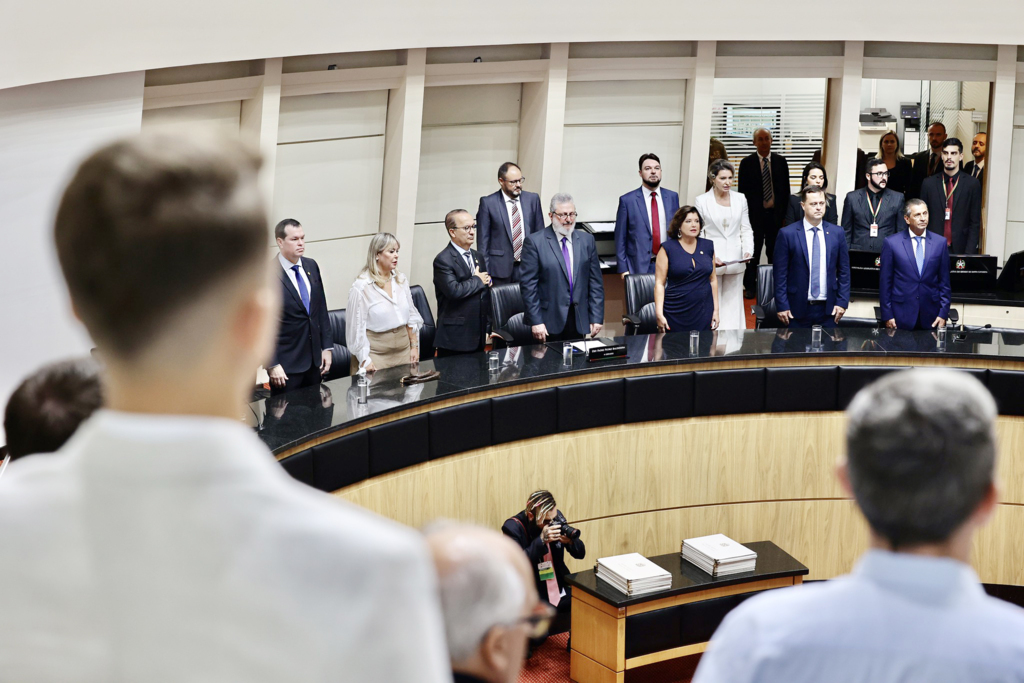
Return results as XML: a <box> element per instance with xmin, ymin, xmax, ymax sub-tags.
<box><xmin>571</xmin><ymin>338</ymin><xmax>627</xmax><ymax>361</ymax></box>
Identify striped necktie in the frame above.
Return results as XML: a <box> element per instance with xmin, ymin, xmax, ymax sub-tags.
<box><xmin>761</xmin><ymin>157</ymin><xmax>774</xmax><ymax>206</ymax></box>
<box><xmin>511</xmin><ymin>200</ymin><xmax>523</xmax><ymax>261</ymax></box>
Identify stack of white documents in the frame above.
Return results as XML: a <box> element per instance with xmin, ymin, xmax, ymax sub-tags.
<box><xmin>681</xmin><ymin>534</ymin><xmax>757</xmax><ymax>576</ymax></box>
<box><xmin>595</xmin><ymin>553</ymin><xmax>672</xmax><ymax>596</ymax></box>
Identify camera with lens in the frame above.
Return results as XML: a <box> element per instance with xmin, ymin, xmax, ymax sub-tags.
<box><xmin>558</xmin><ymin>522</ymin><xmax>581</xmax><ymax>541</ymax></box>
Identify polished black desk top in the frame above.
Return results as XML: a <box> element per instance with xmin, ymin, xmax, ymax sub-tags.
<box><xmin>250</xmin><ymin>328</ymin><xmax>1024</xmax><ymax>454</ymax></box>
<box><xmin>565</xmin><ymin>541</ymin><xmax>808</xmax><ymax>608</ymax></box>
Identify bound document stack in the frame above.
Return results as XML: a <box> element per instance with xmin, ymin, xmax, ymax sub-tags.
<box><xmin>595</xmin><ymin>553</ymin><xmax>672</xmax><ymax>596</ymax></box>
<box><xmin>681</xmin><ymin>534</ymin><xmax>757</xmax><ymax>576</ymax></box>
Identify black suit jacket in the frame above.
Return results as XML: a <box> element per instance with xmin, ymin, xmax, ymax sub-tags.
<box><xmin>907</xmin><ymin>150</ymin><xmax>942</xmax><ymax>200</ymax></box>
<box><xmin>964</xmin><ymin>161</ymin><xmax>985</xmax><ymax>186</ymax></box>
<box><xmin>841</xmin><ymin>187</ymin><xmax>905</xmax><ymax>253</ymax></box>
<box><xmin>502</xmin><ymin>510</ymin><xmax>585</xmax><ymax>601</ymax></box>
<box><xmin>476</xmin><ymin>190</ymin><xmax>545</xmax><ymax>280</ymax></box>
<box><xmin>272</xmin><ymin>256</ymin><xmax>332</xmax><ymax>374</ymax></box>
<box><xmin>784</xmin><ymin>193</ymin><xmax>838</xmax><ymax>227</ymax></box>
<box><xmin>920</xmin><ymin>171</ymin><xmax>982</xmax><ymax>254</ymax></box>
<box><xmin>432</xmin><ymin>243</ymin><xmax>490</xmax><ymax>353</ymax></box>
<box><xmin>738</xmin><ymin>152</ymin><xmax>791</xmax><ymax>232</ymax></box>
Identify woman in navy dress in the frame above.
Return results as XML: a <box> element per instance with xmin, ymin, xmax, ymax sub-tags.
<box><xmin>655</xmin><ymin>206</ymin><xmax>719</xmax><ymax>332</ymax></box>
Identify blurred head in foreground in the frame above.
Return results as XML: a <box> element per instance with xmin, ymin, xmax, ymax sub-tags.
<box><xmin>4</xmin><ymin>358</ymin><xmax>103</xmax><ymax>460</ymax></box>
<box><xmin>426</xmin><ymin>522</ymin><xmax>548</xmax><ymax>683</ymax></box>
<box><xmin>841</xmin><ymin>368</ymin><xmax>998</xmax><ymax>557</ymax></box>
<box><xmin>53</xmin><ymin>133</ymin><xmax>277</xmax><ymax>416</ymax></box>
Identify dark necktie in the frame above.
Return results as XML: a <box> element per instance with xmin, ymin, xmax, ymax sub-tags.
<box><xmin>291</xmin><ymin>265</ymin><xmax>310</xmax><ymax>314</ymax></box>
<box><xmin>650</xmin><ymin>191</ymin><xmax>661</xmax><ymax>256</ymax></box>
<box><xmin>464</xmin><ymin>252</ymin><xmax>474</xmax><ymax>273</ymax></box>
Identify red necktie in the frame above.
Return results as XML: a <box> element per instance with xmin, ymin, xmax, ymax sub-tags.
<box><xmin>944</xmin><ymin>176</ymin><xmax>954</xmax><ymax>246</ymax></box>
<box><xmin>651</xmin><ymin>192</ymin><xmax>661</xmax><ymax>256</ymax></box>
<box><xmin>542</xmin><ymin>544</ymin><xmax>560</xmax><ymax>606</ymax></box>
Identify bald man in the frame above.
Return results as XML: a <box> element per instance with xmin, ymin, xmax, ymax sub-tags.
<box><xmin>964</xmin><ymin>132</ymin><xmax>987</xmax><ymax>185</ymax></box>
<box><xmin>426</xmin><ymin>523</ymin><xmax>553</xmax><ymax>683</ymax></box>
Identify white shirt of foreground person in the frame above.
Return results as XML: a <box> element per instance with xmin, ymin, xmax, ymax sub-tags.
<box><xmin>346</xmin><ymin>271</ymin><xmax>424</xmax><ymax>370</ymax></box>
<box><xmin>693</xmin><ymin>549</ymin><xmax>1024</xmax><ymax>683</ymax></box>
<box><xmin>0</xmin><ymin>410</ymin><xmax>452</xmax><ymax>683</ymax></box>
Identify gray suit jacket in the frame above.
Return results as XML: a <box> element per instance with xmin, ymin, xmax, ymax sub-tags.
<box><xmin>519</xmin><ymin>227</ymin><xmax>605</xmax><ymax>336</ymax></box>
<box><xmin>841</xmin><ymin>188</ymin><xmax>905</xmax><ymax>253</ymax></box>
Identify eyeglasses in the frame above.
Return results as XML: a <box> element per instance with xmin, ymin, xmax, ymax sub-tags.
<box><xmin>505</xmin><ymin>178</ymin><xmax>526</xmax><ymax>185</ymax></box>
<box><xmin>505</xmin><ymin>604</ymin><xmax>557</xmax><ymax>640</ymax></box>
<box><xmin>552</xmin><ymin>212</ymin><xmax>578</xmax><ymax>221</ymax></box>
<box><xmin>455</xmin><ymin>225</ymin><xmax>477</xmax><ymax>232</ymax></box>
<box><xmin>869</xmin><ymin>171</ymin><xmax>890</xmax><ymax>177</ymax></box>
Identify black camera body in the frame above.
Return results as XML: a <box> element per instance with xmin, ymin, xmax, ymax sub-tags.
<box><xmin>559</xmin><ymin>522</ymin><xmax>581</xmax><ymax>541</ymax></box>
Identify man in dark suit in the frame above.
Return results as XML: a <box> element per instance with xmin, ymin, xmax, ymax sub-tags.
<box><xmin>614</xmin><ymin>152</ymin><xmax>681</xmax><ymax>277</ymax></box>
<box><xmin>774</xmin><ymin>186</ymin><xmax>850</xmax><ymax>328</ymax></box>
<box><xmin>906</xmin><ymin>121</ymin><xmax>947</xmax><ymax>199</ymax></box>
<box><xmin>841</xmin><ymin>158</ymin><xmax>905</xmax><ymax>253</ymax></box>
<box><xmin>739</xmin><ymin>128</ymin><xmax>791</xmax><ymax>296</ymax></box>
<box><xmin>269</xmin><ymin>218</ymin><xmax>332</xmax><ymax>395</ymax></box>
<box><xmin>520</xmin><ymin>193</ymin><xmax>604</xmax><ymax>343</ymax></box>
<box><xmin>432</xmin><ymin>209</ymin><xmax>492</xmax><ymax>357</ymax></box>
<box><xmin>920</xmin><ymin>138</ymin><xmax>982</xmax><ymax>254</ymax></box>
<box><xmin>879</xmin><ymin>198</ymin><xmax>951</xmax><ymax>331</ymax></box>
<box><xmin>964</xmin><ymin>132</ymin><xmax>987</xmax><ymax>185</ymax></box>
<box><xmin>476</xmin><ymin>162</ymin><xmax>545</xmax><ymax>286</ymax></box>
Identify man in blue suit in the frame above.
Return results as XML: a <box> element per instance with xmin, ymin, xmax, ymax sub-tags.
<box><xmin>476</xmin><ymin>162</ymin><xmax>546</xmax><ymax>286</ymax></box>
<box><xmin>774</xmin><ymin>186</ymin><xmax>850</xmax><ymax>328</ymax></box>
<box><xmin>614</xmin><ymin>153</ymin><xmax>680</xmax><ymax>277</ymax></box>
<box><xmin>520</xmin><ymin>193</ymin><xmax>605</xmax><ymax>342</ymax></box>
<box><xmin>879</xmin><ymin>198</ymin><xmax>951</xmax><ymax>330</ymax></box>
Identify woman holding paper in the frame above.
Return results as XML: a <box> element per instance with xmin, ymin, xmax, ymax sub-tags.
<box><xmin>655</xmin><ymin>206</ymin><xmax>719</xmax><ymax>333</ymax></box>
<box><xmin>694</xmin><ymin>159</ymin><xmax>753</xmax><ymax>329</ymax></box>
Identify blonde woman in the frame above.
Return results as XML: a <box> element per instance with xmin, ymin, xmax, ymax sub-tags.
<box><xmin>874</xmin><ymin>130</ymin><xmax>912</xmax><ymax>194</ymax></box>
<box><xmin>346</xmin><ymin>233</ymin><xmax>423</xmax><ymax>373</ymax></box>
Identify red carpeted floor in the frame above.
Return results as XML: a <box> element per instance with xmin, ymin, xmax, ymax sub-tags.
<box><xmin>518</xmin><ymin>634</ymin><xmax>702</xmax><ymax>683</ymax></box>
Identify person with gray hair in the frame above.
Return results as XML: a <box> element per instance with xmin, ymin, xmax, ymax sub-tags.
<box><xmin>426</xmin><ymin>522</ymin><xmax>553</xmax><ymax>683</ymax></box>
<box><xmin>694</xmin><ymin>368</ymin><xmax>1024</xmax><ymax>683</ymax></box>
<box><xmin>738</xmin><ymin>127</ymin><xmax>790</xmax><ymax>298</ymax></box>
<box><xmin>520</xmin><ymin>193</ymin><xmax>605</xmax><ymax>343</ymax></box>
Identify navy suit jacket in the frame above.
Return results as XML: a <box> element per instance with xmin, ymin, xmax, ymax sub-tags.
<box><xmin>476</xmin><ymin>190</ymin><xmax>545</xmax><ymax>280</ymax></box>
<box><xmin>614</xmin><ymin>187</ymin><xmax>680</xmax><ymax>275</ymax></box>
<box><xmin>272</xmin><ymin>256</ymin><xmax>332</xmax><ymax>374</ymax></box>
<box><xmin>520</xmin><ymin>227</ymin><xmax>604</xmax><ymax>336</ymax></box>
<box><xmin>432</xmin><ymin>243</ymin><xmax>490</xmax><ymax>352</ymax></box>
<box><xmin>879</xmin><ymin>230</ymin><xmax>951</xmax><ymax>330</ymax></box>
<box><xmin>773</xmin><ymin>221</ymin><xmax>850</xmax><ymax>323</ymax></box>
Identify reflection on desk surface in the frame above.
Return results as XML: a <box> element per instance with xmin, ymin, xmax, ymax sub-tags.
<box><xmin>250</xmin><ymin>328</ymin><xmax>1024</xmax><ymax>453</ymax></box>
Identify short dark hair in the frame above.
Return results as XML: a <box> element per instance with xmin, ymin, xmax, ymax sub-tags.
<box><xmin>801</xmin><ymin>161</ymin><xmax>830</xmax><ymax>191</ymax></box>
<box><xmin>846</xmin><ymin>369</ymin><xmax>996</xmax><ymax>548</ymax></box>
<box><xmin>928</xmin><ymin>121</ymin><xmax>947</xmax><ymax>133</ymax></box>
<box><xmin>799</xmin><ymin>185</ymin><xmax>827</xmax><ymax>202</ymax></box>
<box><xmin>497</xmin><ymin>162</ymin><xmax>521</xmax><ymax>180</ymax></box>
<box><xmin>444</xmin><ymin>209</ymin><xmax>470</xmax><ymax>232</ymax></box>
<box><xmin>54</xmin><ymin>133</ymin><xmax>267</xmax><ymax>359</ymax></box>
<box><xmin>275</xmin><ymin>218</ymin><xmax>301</xmax><ymax>241</ymax></box>
<box><xmin>903</xmin><ymin>197</ymin><xmax>927</xmax><ymax>217</ymax></box>
<box><xmin>639</xmin><ymin>153</ymin><xmax>661</xmax><ymax>171</ymax></box>
<box><xmin>864</xmin><ymin>157</ymin><xmax>888</xmax><ymax>175</ymax></box>
<box><xmin>668</xmin><ymin>206</ymin><xmax>703</xmax><ymax>240</ymax></box>
<box><xmin>4</xmin><ymin>358</ymin><xmax>103</xmax><ymax>460</ymax></box>
<box><xmin>943</xmin><ymin>137</ymin><xmax>964</xmax><ymax>153</ymax></box>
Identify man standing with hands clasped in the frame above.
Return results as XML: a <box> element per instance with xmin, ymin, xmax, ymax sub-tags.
<box><xmin>613</xmin><ymin>153</ymin><xmax>680</xmax><ymax>278</ymax></box>
<box><xmin>920</xmin><ymin>138</ymin><xmax>982</xmax><ymax>254</ymax></box>
<box><xmin>878</xmin><ymin>198</ymin><xmax>951</xmax><ymax>331</ymax></box>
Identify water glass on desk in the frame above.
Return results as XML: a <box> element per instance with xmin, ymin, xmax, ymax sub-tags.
<box><xmin>689</xmin><ymin>330</ymin><xmax>700</xmax><ymax>357</ymax></box>
<box><xmin>563</xmin><ymin>342</ymin><xmax>573</xmax><ymax>366</ymax></box>
<box><xmin>936</xmin><ymin>326</ymin><xmax>946</xmax><ymax>349</ymax></box>
<box><xmin>488</xmin><ymin>351</ymin><xmax>500</xmax><ymax>372</ymax></box>
<box><xmin>811</xmin><ymin>325</ymin><xmax>823</xmax><ymax>351</ymax></box>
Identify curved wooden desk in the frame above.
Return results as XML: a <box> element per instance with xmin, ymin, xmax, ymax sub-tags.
<box><xmin>254</xmin><ymin>328</ymin><xmax>1024</xmax><ymax>585</ymax></box>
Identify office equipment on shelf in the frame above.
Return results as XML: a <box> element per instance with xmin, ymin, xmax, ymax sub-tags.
<box><xmin>682</xmin><ymin>534</ymin><xmax>757</xmax><ymax>576</ymax></box>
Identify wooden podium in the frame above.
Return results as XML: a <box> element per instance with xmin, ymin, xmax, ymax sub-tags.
<box><xmin>565</xmin><ymin>541</ymin><xmax>807</xmax><ymax>682</ymax></box>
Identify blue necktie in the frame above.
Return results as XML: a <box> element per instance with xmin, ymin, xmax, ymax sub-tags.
<box><xmin>914</xmin><ymin>236</ymin><xmax>924</xmax><ymax>275</ymax></box>
<box><xmin>561</xmin><ymin>237</ymin><xmax>574</xmax><ymax>298</ymax></box>
<box><xmin>810</xmin><ymin>228</ymin><xmax>821</xmax><ymax>299</ymax></box>
<box><xmin>291</xmin><ymin>265</ymin><xmax>310</xmax><ymax>314</ymax></box>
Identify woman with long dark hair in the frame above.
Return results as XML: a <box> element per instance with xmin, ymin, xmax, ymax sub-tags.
<box><xmin>783</xmin><ymin>162</ymin><xmax>838</xmax><ymax>226</ymax></box>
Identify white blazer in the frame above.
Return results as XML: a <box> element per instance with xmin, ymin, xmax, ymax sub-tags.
<box><xmin>695</xmin><ymin>190</ymin><xmax>754</xmax><ymax>276</ymax></box>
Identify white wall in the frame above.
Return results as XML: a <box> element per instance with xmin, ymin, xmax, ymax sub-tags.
<box><xmin>141</xmin><ymin>101</ymin><xmax>241</xmax><ymax>137</ymax></box>
<box><xmin>1004</xmin><ymin>88</ymin><xmax>1024</xmax><ymax>259</ymax></box>
<box><xmin>0</xmin><ymin>71</ymin><xmax>145</xmax><ymax>442</ymax></box>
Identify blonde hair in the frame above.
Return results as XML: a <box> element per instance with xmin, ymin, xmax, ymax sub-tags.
<box><xmin>362</xmin><ymin>232</ymin><xmax>404</xmax><ymax>288</ymax></box>
<box><xmin>878</xmin><ymin>131</ymin><xmax>904</xmax><ymax>161</ymax></box>
<box><xmin>526</xmin><ymin>490</ymin><xmax>556</xmax><ymax>519</ymax></box>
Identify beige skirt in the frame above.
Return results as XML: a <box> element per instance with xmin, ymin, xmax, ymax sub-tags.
<box><xmin>351</xmin><ymin>326</ymin><xmax>411</xmax><ymax>373</ymax></box>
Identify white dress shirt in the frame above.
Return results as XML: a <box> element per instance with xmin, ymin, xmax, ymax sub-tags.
<box><xmin>694</xmin><ymin>550</ymin><xmax>1024</xmax><ymax>683</ymax></box>
<box><xmin>0</xmin><ymin>410</ymin><xmax>451</xmax><ymax>683</ymax></box>
<box><xmin>278</xmin><ymin>252</ymin><xmax>312</xmax><ymax>303</ymax></box>
<box><xmin>803</xmin><ymin>218</ymin><xmax>828</xmax><ymax>301</ymax></box>
<box><xmin>346</xmin><ymin>272</ymin><xmax>424</xmax><ymax>368</ymax></box>
<box><xmin>451</xmin><ymin>241</ymin><xmax>474</xmax><ymax>272</ymax></box>
<box><xmin>642</xmin><ymin>186</ymin><xmax>668</xmax><ymax>245</ymax></box>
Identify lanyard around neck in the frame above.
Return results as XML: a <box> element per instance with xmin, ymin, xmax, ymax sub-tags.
<box><xmin>865</xmin><ymin>191</ymin><xmax>882</xmax><ymax>220</ymax></box>
<box><xmin>943</xmin><ymin>175</ymin><xmax>960</xmax><ymax>202</ymax></box>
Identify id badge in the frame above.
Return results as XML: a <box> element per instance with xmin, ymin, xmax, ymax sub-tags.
<box><xmin>538</xmin><ymin>560</ymin><xmax>555</xmax><ymax>582</ymax></box>
<box><xmin>869</xmin><ymin>223</ymin><xmax>878</xmax><ymax>238</ymax></box>
<box><xmin>945</xmin><ymin>209</ymin><xmax>951</xmax><ymax>221</ymax></box>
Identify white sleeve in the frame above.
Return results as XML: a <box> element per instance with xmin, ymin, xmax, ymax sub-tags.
<box><xmin>692</xmin><ymin>604</ymin><xmax>762</xmax><ymax>683</ymax></box>
<box><xmin>403</xmin><ymin>279</ymin><xmax>423</xmax><ymax>333</ymax></box>
<box><xmin>346</xmin><ymin>281</ymin><xmax>372</xmax><ymax>369</ymax></box>
<box><xmin>738</xmin><ymin>193</ymin><xmax>754</xmax><ymax>257</ymax></box>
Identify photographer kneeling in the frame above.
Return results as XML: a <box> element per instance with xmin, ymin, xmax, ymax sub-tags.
<box><xmin>501</xmin><ymin>490</ymin><xmax>586</xmax><ymax>648</ymax></box>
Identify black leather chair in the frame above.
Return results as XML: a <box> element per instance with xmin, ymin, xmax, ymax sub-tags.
<box><xmin>323</xmin><ymin>308</ymin><xmax>352</xmax><ymax>381</ymax></box>
<box><xmin>623</xmin><ymin>274</ymin><xmax>656</xmax><ymax>335</ymax></box>
<box><xmin>490</xmin><ymin>283</ymin><xmax>533</xmax><ymax>348</ymax></box>
<box><xmin>410</xmin><ymin>285</ymin><xmax>436</xmax><ymax>359</ymax></box>
<box><xmin>753</xmin><ymin>264</ymin><xmax>879</xmax><ymax>329</ymax></box>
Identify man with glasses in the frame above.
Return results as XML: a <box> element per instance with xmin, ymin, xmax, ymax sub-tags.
<box><xmin>520</xmin><ymin>194</ymin><xmax>605</xmax><ymax>343</ymax></box>
<box><xmin>614</xmin><ymin>152</ymin><xmax>680</xmax><ymax>277</ymax></box>
<box><xmin>477</xmin><ymin>162</ymin><xmax>545</xmax><ymax>286</ymax></box>
<box><xmin>841</xmin><ymin>158</ymin><xmax>905</xmax><ymax>253</ymax></box>
<box><xmin>433</xmin><ymin>209</ymin><xmax>492</xmax><ymax>357</ymax></box>
<box><xmin>920</xmin><ymin>138</ymin><xmax>982</xmax><ymax>254</ymax></box>
<box><xmin>427</xmin><ymin>522</ymin><xmax>554</xmax><ymax>683</ymax></box>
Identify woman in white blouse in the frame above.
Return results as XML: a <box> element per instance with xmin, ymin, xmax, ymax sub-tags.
<box><xmin>346</xmin><ymin>232</ymin><xmax>423</xmax><ymax>373</ymax></box>
<box><xmin>694</xmin><ymin>159</ymin><xmax>754</xmax><ymax>330</ymax></box>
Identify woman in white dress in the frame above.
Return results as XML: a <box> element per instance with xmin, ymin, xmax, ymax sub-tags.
<box><xmin>694</xmin><ymin>159</ymin><xmax>754</xmax><ymax>330</ymax></box>
<box><xmin>346</xmin><ymin>232</ymin><xmax>423</xmax><ymax>373</ymax></box>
